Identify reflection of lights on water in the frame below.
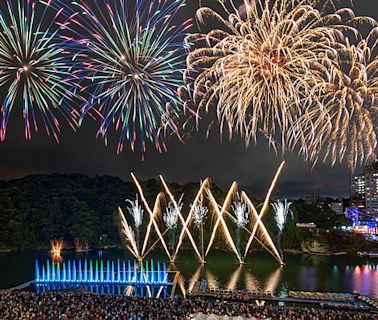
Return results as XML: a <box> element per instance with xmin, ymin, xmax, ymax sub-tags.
<box><xmin>350</xmin><ymin>263</ymin><xmax>378</xmax><ymax>297</ymax></box>
<box><xmin>188</xmin><ymin>265</ymin><xmax>203</xmax><ymax>293</ymax></box>
<box><xmin>299</xmin><ymin>267</ymin><xmax>316</xmax><ymax>292</ymax></box>
<box><xmin>264</xmin><ymin>267</ymin><xmax>283</xmax><ymax>294</ymax></box>
<box><xmin>227</xmin><ymin>265</ymin><xmax>243</xmax><ymax>290</ymax></box>
<box><xmin>245</xmin><ymin>270</ymin><xmax>259</xmax><ymax>291</ymax></box>
<box><xmin>206</xmin><ymin>270</ymin><xmax>219</xmax><ymax>289</ymax></box>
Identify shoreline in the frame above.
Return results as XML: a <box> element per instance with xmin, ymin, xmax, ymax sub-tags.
<box><xmin>0</xmin><ymin>247</ymin><xmax>374</xmax><ymax>257</ymax></box>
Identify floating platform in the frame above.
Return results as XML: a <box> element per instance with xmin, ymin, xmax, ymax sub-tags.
<box><xmin>188</xmin><ymin>282</ymin><xmax>377</xmax><ymax>312</ymax></box>
<box><xmin>35</xmin><ymin>259</ymin><xmax>169</xmax><ymax>285</ymax></box>
<box><xmin>34</xmin><ymin>258</ymin><xmax>180</xmax><ymax>298</ymax></box>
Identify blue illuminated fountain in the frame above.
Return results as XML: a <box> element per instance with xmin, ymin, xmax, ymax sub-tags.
<box><xmin>35</xmin><ymin>259</ymin><xmax>168</xmax><ymax>285</ymax></box>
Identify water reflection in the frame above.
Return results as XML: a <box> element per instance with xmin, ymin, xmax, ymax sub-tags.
<box><xmin>1</xmin><ymin>250</ymin><xmax>378</xmax><ymax>298</ymax></box>
<box><xmin>177</xmin><ymin>264</ymin><xmax>283</xmax><ymax>297</ymax></box>
<box><xmin>350</xmin><ymin>264</ymin><xmax>378</xmax><ymax>297</ymax></box>
<box><xmin>245</xmin><ymin>269</ymin><xmax>259</xmax><ymax>291</ymax></box>
<box><xmin>227</xmin><ymin>265</ymin><xmax>243</xmax><ymax>290</ymax></box>
<box><xmin>264</xmin><ymin>266</ymin><xmax>283</xmax><ymax>293</ymax></box>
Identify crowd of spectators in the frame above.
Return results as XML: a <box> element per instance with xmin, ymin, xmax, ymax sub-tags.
<box><xmin>0</xmin><ymin>291</ymin><xmax>377</xmax><ymax>319</ymax></box>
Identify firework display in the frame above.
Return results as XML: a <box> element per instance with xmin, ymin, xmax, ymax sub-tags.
<box><xmin>126</xmin><ymin>196</ymin><xmax>144</xmax><ymax>229</ymax></box>
<box><xmin>297</xmin><ymin>31</ymin><xmax>378</xmax><ymax>169</ymax></box>
<box><xmin>272</xmin><ymin>199</ymin><xmax>292</xmax><ymax>257</ymax></box>
<box><xmin>0</xmin><ymin>0</ymin><xmax>376</xmax><ymax>170</ymax></box>
<box><xmin>232</xmin><ymin>197</ymin><xmax>249</xmax><ymax>228</ymax></box>
<box><xmin>0</xmin><ymin>0</ymin><xmax>80</xmax><ymax>141</ymax></box>
<box><xmin>163</xmin><ymin>195</ymin><xmax>184</xmax><ymax>230</ymax></box>
<box><xmin>181</xmin><ymin>0</ymin><xmax>377</xmax><ymax>168</ymax></box>
<box><xmin>192</xmin><ymin>202</ymin><xmax>208</xmax><ymax>227</ymax></box>
<box><xmin>117</xmin><ymin>164</ymin><xmax>285</xmax><ymax>265</ymax></box>
<box><xmin>45</xmin><ymin>0</ymin><xmax>191</xmax><ymax>155</ymax></box>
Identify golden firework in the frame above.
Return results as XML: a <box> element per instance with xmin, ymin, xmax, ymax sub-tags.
<box><xmin>181</xmin><ymin>0</ymin><xmax>370</xmax><ymax>155</ymax></box>
<box><xmin>296</xmin><ymin>28</ymin><xmax>378</xmax><ymax>169</ymax></box>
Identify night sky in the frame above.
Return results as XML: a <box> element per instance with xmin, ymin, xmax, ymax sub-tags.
<box><xmin>0</xmin><ymin>0</ymin><xmax>377</xmax><ymax>199</ymax></box>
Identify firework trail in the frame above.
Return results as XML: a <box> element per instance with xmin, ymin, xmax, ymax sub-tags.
<box><xmin>192</xmin><ymin>199</ymin><xmax>208</xmax><ymax>261</ymax></box>
<box><xmin>46</xmin><ymin>0</ymin><xmax>192</xmax><ymax>156</ymax></box>
<box><xmin>271</xmin><ymin>199</ymin><xmax>292</xmax><ymax>258</ymax></box>
<box><xmin>163</xmin><ymin>194</ymin><xmax>184</xmax><ymax>252</ymax></box>
<box><xmin>0</xmin><ymin>0</ymin><xmax>80</xmax><ymax>141</ymax></box>
<box><xmin>181</xmin><ymin>0</ymin><xmax>370</xmax><ymax>157</ymax></box>
<box><xmin>192</xmin><ymin>202</ymin><xmax>208</xmax><ymax>227</ymax></box>
<box><xmin>232</xmin><ymin>195</ymin><xmax>249</xmax><ymax>255</ymax></box>
<box><xmin>118</xmin><ymin>207</ymin><xmax>140</xmax><ymax>259</ymax></box>
<box><xmin>126</xmin><ymin>194</ymin><xmax>144</xmax><ymax>249</ymax></box>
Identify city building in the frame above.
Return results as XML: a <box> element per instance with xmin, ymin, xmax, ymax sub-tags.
<box><xmin>350</xmin><ymin>174</ymin><xmax>365</xmax><ymax>209</ymax></box>
<box><xmin>364</xmin><ymin>162</ymin><xmax>378</xmax><ymax>214</ymax></box>
<box><xmin>350</xmin><ymin>161</ymin><xmax>378</xmax><ymax>214</ymax></box>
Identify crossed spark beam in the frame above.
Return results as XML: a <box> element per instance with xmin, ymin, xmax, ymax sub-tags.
<box><xmin>119</xmin><ymin>162</ymin><xmax>285</xmax><ymax>265</ymax></box>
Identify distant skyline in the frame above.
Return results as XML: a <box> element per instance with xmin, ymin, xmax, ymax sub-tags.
<box><xmin>0</xmin><ymin>0</ymin><xmax>377</xmax><ymax>199</ymax></box>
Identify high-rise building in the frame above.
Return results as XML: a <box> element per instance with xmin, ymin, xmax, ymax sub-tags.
<box><xmin>364</xmin><ymin>162</ymin><xmax>378</xmax><ymax>214</ymax></box>
<box><xmin>350</xmin><ymin>174</ymin><xmax>365</xmax><ymax>209</ymax></box>
<box><xmin>350</xmin><ymin>161</ymin><xmax>378</xmax><ymax>214</ymax></box>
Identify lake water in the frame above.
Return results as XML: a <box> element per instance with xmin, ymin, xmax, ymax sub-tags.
<box><xmin>1</xmin><ymin>249</ymin><xmax>378</xmax><ymax>298</ymax></box>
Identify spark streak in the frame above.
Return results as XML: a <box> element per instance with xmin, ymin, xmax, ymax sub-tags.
<box><xmin>205</xmin><ymin>182</ymin><xmax>239</xmax><ymax>258</ymax></box>
<box><xmin>206</xmin><ymin>183</ymin><xmax>243</xmax><ymax>263</ymax></box>
<box><xmin>172</xmin><ymin>179</ymin><xmax>210</xmax><ymax>262</ymax></box>
<box><xmin>131</xmin><ymin>173</ymin><xmax>172</xmax><ymax>261</ymax></box>
<box><xmin>160</xmin><ymin>176</ymin><xmax>203</xmax><ymax>262</ymax></box>
<box><xmin>243</xmin><ymin>161</ymin><xmax>285</xmax><ymax>263</ymax></box>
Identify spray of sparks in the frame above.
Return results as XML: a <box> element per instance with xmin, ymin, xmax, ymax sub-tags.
<box><xmin>0</xmin><ymin>0</ymin><xmax>80</xmax><ymax>141</ymax></box>
<box><xmin>120</xmin><ymin>171</ymin><xmax>284</xmax><ymax>264</ymax></box>
<box><xmin>49</xmin><ymin>239</ymin><xmax>63</xmax><ymax>254</ymax></box>
<box><xmin>118</xmin><ymin>207</ymin><xmax>140</xmax><ymax>258</ymax></box>
<box><xmin>192</xmin><ymin>202</ymin><xmax>208</xmax><ymax>227</ymax></box>
<box><xmin>181</xmin><ymin>0</ymin><xmax>376</xmax><ymax>167</ymax></box>
<box><xmin>296</xmin><ymin>29</ymin><xmax>378</xmax><ymax>169</ymax></box>
<box><xmin>232</xmin><ymin>196</ymin><xmax>249</xmax><ymax>228</ymax></box>
<box><xmin>163</xmin><ymin>194</ymin><xmax>184</xmax><ymax>229</ymax></box>
<box><xmin>272</xmin><ymin>199</ymin><xmax>292</xmax><ymax>232</ymax></box>
<box><xmin>49</xmin><ymin>0</ymin><xmax>192</xmax><ymax>155</ymax></box>
<box><xmin>126</xmin><ymin>195</ymin><xmax>144</xmax><ymax>229</ymax></box>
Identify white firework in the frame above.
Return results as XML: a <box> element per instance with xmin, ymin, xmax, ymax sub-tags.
<box><xmin>192</xmin><ymin>203</ymin><xmax>208</xmax><ymax>226</ymax></box>
<box><xmin>232</xmin><ymin>200</ymin><xmax>249</xmax><ymax>228</ymax></box>
<box><xmin>164</xmin><ymin>194</ymin><xmax>184</xmax><ymax>229</ymax></box>
<box><xmin>126</xmin><ymin>195</ymin><xmax>144</xmax><ymax>229</ymax></box>
<box><xmin>272</xmin><ymin>199</ymin><xmax>292</xmax><ymax>231</ymax></box>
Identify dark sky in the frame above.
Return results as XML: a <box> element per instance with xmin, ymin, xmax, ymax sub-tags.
<box><xmin>0</xmin><ymin>0</ymin><xmax>377</xmax><ymax>199</ymax></box>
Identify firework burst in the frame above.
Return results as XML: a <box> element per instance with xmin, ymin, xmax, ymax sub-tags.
<box><xmin>271</xmin><ymin>199</ymin><xmax>292</xmax><ymax>258</ymax></box>
<box><xmin>272</xmin><ymin>199</ymin><xmax>292</xmax><ymax>231</ymax></box>
<box><xmin>0</xmin><ymin>0</ymin><xmax>80</xmax><ymax>141</ymax></box>
<box><xmin>192</xmin><ymin>202</ymin><xmax>208</xmax><ymax>227</ymax></box>
<box><xmin>49</xmin><ymin>0</ymin><xmax>192</xmax><ymax>155</ymax></box>
<box><xmin>181</xmin><ymin>0</ymin><xmax>365</xmax><ymax>150</ymax></box>
<box><xmin>163</xmin><ymin>194</ymin><xmax>184</xmax><ymax>229</ymax></box>
<box><xmin>232</xmin><ymin>197</ymin><xmax>249</xmax><ymax>228</ymax></box>
<box><xmin>296</xmin><ymin>28</ymin><xmax>378</xmax><ymax>169</ymax></box>
<box><xmin>126</xmin><ymin>195</ymin><xmax>144</xmax><ymax>229</ymax></box>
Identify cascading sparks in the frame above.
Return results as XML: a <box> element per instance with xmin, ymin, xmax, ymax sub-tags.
<box><xmin>119</xmin><ymin>163</ymin><xmax>285</xmax><ymax>265</ymax></box>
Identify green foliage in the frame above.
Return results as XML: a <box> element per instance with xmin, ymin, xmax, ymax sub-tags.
<box><xmin>0</xmin><ymin>173</ymin><xmax>373</xmax><ymax>253</ymax></box>
<box><xmin>0</xmin><ymin>174</ymin><xmax>135</xmax><ymax>250</ymax></box>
